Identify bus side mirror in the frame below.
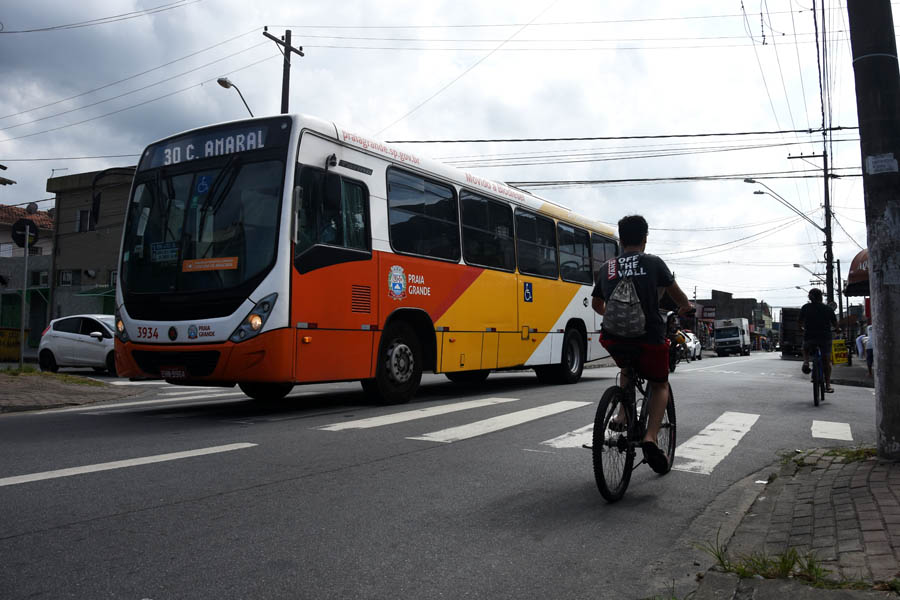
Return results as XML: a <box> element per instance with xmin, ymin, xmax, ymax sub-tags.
<box><xmin>325</xmin><ymin>172</ymin><xmax>342</xmax><ymax>210</ymax></box>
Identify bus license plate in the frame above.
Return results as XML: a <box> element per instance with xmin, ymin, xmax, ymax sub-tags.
<box><xmin>160</xmin><ymin>366</ymin><xmax>187</xmax><ymax>379</ymax></box>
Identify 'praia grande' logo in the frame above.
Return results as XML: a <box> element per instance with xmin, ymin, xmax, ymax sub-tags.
<box><xmin>388</xmin><ymin>265</ymin><xmax>406</xmax><ymax>300</ymax></box>
<box><xmin>187</xmin><ymin>325</ymin><xmax>198</xmax><ymax>340</ymax></box>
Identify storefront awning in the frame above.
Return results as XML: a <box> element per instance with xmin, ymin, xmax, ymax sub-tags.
<box><xmin>75</xmin><ymin>286</ymin><xmax>115</xmax><ymax>297</ymax></box>
<box><xmin>844</xmin><ymin>248</ymin><xmax>869</xmax><ymax>297</ymax></box>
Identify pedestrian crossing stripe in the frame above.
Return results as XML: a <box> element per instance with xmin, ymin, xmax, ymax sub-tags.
<box><xmin>318</xmin><ymin>397</ymin><xmax>519</xmax><ymax>431</ymax></box>
<box><xmin>812</xmin><ymin>420</ymin><xmax>853</xmax><ymax>441</ymax></box>
<box><xmin>407</xmin><ymin>401</ymin><xmax>591</xmax><ymax>444</ymax></box>
<box><xmin>673</xmin><ymin>411</ymin><xmax>759</xmax><ymax>475</ymax></box>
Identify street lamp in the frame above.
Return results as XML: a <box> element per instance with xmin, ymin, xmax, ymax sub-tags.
<box><xmin>217</xmin><ymin>77</ymin><xmax>254</xmax><ymax>117</ymax></box>
<box><xmin>793</xmin><ymin>263</ymin><xmax>826</xmax><ymax>284</ymax></box>
<box><xmin>744</xmin><ymin>178</ymin><xmax>834</xmax><ymax>305</ymax></box>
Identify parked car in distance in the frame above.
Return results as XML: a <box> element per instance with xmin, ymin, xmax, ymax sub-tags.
<box><xmin>39</xmin><ymin>314</ymin><xmax>117</xmax><ymax>376</ymax></box>
<box><xmin>684</xmin><ymin>331</ymin><xmax>702</xmax><ymax>361</ymax></box>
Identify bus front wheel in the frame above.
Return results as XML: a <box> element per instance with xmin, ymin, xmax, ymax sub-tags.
<box><xmin>239</xmin><ymin>382</ymin><xmax>294</xmax><ymax>401</ymax></box>
<box><xmin>365</xmin><ymin>322</ymin><xmax>422</xmax><ymax>404</ymax></box>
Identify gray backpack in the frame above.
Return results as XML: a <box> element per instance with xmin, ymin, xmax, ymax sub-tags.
<box><xmin>602</xmin><ymin>275</ymin><xmax>646</xmax><ymax>338</ymax></box>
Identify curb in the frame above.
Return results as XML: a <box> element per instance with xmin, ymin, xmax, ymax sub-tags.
<box><xmin>831</xmin><ymin>378</ymin><xmax>875</xmax><ymax>389</ymax></box>
<box><xmin>643</xmin><ymin>461</ymin><xmax>778</xmax><ymax>598</ymax></box>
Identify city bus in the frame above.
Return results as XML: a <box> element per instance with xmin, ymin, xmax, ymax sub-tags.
<box><xmin>113</xmin><ymin>114</ymin><xmax>619</xmax><ymax>403</ymax></box>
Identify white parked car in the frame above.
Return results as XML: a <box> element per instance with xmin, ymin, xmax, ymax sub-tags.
<box><xmin>39</xmin><ymin>314</ymin><xmax>117</xmax><ymax>375</ymax></box>
<box><xmin>684</xmin><ymin>332</ymin><xmax>702</xmax><ymax>361</ymax></box>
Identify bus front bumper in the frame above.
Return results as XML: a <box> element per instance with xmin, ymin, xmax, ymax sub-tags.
<box><xmin>115</xmin><ymin>328</ymin><xmax>294</xmax><ymax>384</ymax></box>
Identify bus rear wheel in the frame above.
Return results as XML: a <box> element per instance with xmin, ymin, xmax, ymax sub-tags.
<box><xmin>364</xmin><ymin>322</ymin><xmax>422</xmax><ymax>404</ymax></box>
<box><xmin>535</xmin><ymin>328</ymin><xmax>584</xmax><ymax>384</ymax></box>
<box><xmin>239</xmin><ymin>382</ymin><xmax>294</xmax><ymax>401</ymax></box>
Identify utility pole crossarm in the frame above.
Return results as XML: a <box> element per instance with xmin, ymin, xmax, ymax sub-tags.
<box><xmin>263</xmin><ymin>27</ymin><xmax>304</xmax><ymax>114</ymax></box>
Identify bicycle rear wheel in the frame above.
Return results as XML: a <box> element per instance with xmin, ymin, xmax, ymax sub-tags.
<box><xmin>656</xmin><ymin>384</ymin><xmax>677</xmax><ymax>475</ymax></box>
<box><xmin>593</xmin><ymin>386</ymin><xmax>635</xmax><ymax>503</ymax></box>
<box><xmin>812</xmin><ymin>361</ymin><xmax>822</xmax><ymax>407</ymax></box>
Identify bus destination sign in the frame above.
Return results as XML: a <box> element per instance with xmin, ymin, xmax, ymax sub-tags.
<box><xmin>138</xmin><ymin>117</ymin><xmax>291</xmax><ymax>171</ymax></box>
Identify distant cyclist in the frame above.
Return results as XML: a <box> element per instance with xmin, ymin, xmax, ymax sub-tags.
<box><xmin>591</xmin><ymin>215</ymin><xmax>692</xmax><ymax>473</ymax></box>
<box><xmin>799</xmin><ymin>288</ymin><xmax>840</xmax><ymax>393</ymax></box>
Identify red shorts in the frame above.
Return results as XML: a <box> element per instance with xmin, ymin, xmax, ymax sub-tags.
<box><xmin>600</xmin><ymin>335</ymin><xmax>671</xmax><ymax>383</ymax></box>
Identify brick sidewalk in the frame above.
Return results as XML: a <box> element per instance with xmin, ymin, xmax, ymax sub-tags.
<box><xmin>695</xmin><ymin>451</ymin><xmax>900</xmax><ymax>599</ymax></box>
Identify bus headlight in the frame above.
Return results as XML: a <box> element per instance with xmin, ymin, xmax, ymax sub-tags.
<box><xmin>230</xmin><ymin>293</ymin><xmax>277</xmax><ymax>343</ymax></box>
<box><xmin>114</xmin><ymin>309</ymin><xmax>129</xmax><ymax>342</ymax></box>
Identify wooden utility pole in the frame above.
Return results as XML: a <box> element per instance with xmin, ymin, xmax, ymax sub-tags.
<box><xmin>847</xmin><ymin>0</ymin><xmax>900</xmax><ymax>460</ymax></box>
<box><xmin>263</xmin><ymin>27</ymin><xmax>304</xmax><ymax>114</ymax></box>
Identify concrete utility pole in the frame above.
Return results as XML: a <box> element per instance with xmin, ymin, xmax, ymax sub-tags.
<box><xmin>263</xmin><ymin>27</ymin><xmax>304</xmax><ymax>114</ymax></box>
<box><xmin>847</xmin><ymin>0</ymin><xmax>900</xmax><ymax>460</ymax></box>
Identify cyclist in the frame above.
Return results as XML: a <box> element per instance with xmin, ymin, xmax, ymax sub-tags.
<box><xmin>799</xmin><ymin>288</ymin><xmax>840</xmax><ymax>393</ymax></box>
<box><xmin>591</xmin><ymin>215</ymin><xmax>693</xmax><ymax>473</ymax></box>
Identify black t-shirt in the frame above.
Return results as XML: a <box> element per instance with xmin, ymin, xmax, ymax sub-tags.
<box><xmin>799</xmin><ymin>301</ymin><xmax>836</xmax><ymax>341</ymax></box>
<box><xmin>592</xmin><ymin>251</ymin><xmax>675</xmax><ymax>343</ymax></box>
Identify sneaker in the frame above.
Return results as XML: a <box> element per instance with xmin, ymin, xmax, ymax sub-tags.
<box><xmin>801</xmin><ymin>363</ymin><xmax>811</xmax><ymax>374</ymax></box>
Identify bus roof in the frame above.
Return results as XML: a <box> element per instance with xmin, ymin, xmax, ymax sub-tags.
<box><xmin>139</xmin><ymin>113</ymin><xmax>616</xmax><ymax>239</ymax></box>
<box><xmin>294</xmin><ymin>114</ymin><xmax>617</xmax><ymax>239</ymax></box>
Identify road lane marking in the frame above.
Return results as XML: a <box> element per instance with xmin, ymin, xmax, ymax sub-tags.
<box><xmin>319</xmin><ymin>398</ymin><xmax>519</xmax><ymax>431</ymax></box>
<box><xmin>673</xmin><ymin>411</ymin><xmax>759</xmax><ymax>475</ymax></box>
<box><xmin>161</xmin><ymin>388</ymin><xmax>226</xmax><ymax>396</ymax></box>
<box><xmin>541</xmin><ymin>424</ymin><xmax>593</xmax><ymax>448</ymax></box>
<box><xmin>106</xmin><ymin>380</ymin><xmax>169</xmax><ymax>386</ymax></box>
<box><xmin>812</xmin><ymin>420</ymin><xmax>853</xmax><ymax>441</ymax></box>
<box><xmin>0</xmin><ymin>443</ymin><xmax>257</xmax><ymax>487</ymax></box>
<box><xmin>408</xmin><ymin>401</ymin><xmax>590</xmax><ymax>444</ymax></box>
<box><xmin>45</xmin><ymin>393</ymin><xmax>248</xmax><ymax>413</ymax></box>
<box><xmin>680</xmin><ymin>357</ymin><xmax>767</xmax><ymax>373</ymax></box>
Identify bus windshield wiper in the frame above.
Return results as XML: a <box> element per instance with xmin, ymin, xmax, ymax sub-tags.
<box><xmin>197</xmin><ymin>155</ymin><xmax>242</xmax><ymax>239</ymax></box>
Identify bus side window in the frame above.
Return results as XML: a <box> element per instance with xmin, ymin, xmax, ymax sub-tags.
<box><xmin>295</xmin><ymin>166</ymin><xmax>369</xmax><ymax>257</ymax></box>
<box><xmin>296</xmin><ymin>167</ymin><xmax>320</xmax><ymax>255</ymax></box>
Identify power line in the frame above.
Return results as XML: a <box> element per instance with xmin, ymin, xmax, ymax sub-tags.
<box><xmin>0</xmin><ymin>41</ymin><xmax>270</xmax><ymax>133</ymax></box>
<box><xmin>270</xmin><ymin>6</ymin><xmax>856</xmax><ymax>30</ymax></box>
<box><xmin>374</xmin><ymin>0</ymin><xmax>560</xmax><ymax>136</ymax></box>
<box><xmin>0</xmin><ymin>53</ymin><xmax>280</xmax><ymax>144</ymax></box>
<box><xmin>0</xmin><ymin>0</ymin><xmax>202</xmax><ymax>34</ymax></box>
<box><xmin>386</xmin><ymin>126</ymin><xmax>852</xmax><ymax>144</ymax></box>
<box><xmin>506</xmin><ymin>166</ymin><xmax>861</xmax><ymax>188</ymax></box>
<box><xmin>0</xmin><ymin>27</ymin><xmax>261</xmax><ymax>121</ymax></box>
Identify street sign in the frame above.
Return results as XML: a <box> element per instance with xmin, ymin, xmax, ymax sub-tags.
<box><xmin>11</xmin><ymin>218</ymin><xmax>38</xmax><ymax>249</ymax></box>
<box><xmin>832</xmin><ymin>339</ymin><xmax>849</xmax><ymax>365</ymax></box>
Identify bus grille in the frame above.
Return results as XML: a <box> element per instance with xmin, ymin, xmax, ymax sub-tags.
<box><xmin>351</xmin><ymin>285</ymin><xmax>371</xmax><ymax>313</ymax></box>
<box><xmin>131</xmin><ymin>350</ymin><xmax>221</xmax><ymax>377</ymax></box>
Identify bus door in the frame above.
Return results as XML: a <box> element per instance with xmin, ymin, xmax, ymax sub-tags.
<box><xmin>292</xmin><ymin>165</ymin><xmax>378</xmax><ymax>382</ymax></box>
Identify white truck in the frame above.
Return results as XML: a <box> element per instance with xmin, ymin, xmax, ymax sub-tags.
<box><xmin>714</xmin><ymin>318</ymin><xmax>752</xmax><ymax>356</ymax></box>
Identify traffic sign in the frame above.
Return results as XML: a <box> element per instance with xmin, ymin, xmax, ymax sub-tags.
<box><xmin>11</xmin><ymin>218</ymin><xmax>38</xmax><ymax>249</ymax></box>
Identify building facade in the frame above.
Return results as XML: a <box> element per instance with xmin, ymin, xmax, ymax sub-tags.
<box><xmin>46</xmin><ymin>168</ymin><xmax>134</xmax><ymax>319</ymax></box>
<box><xmin>0</xmin><ymin>205</ymin><xmax>55</xmax><ymax>357</ymax></box>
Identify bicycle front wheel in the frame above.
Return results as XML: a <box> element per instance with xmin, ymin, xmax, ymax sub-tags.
<box><xmin>593</xmin><ymin>386</ymin><xmax>635</xmax><ymax>503</ymax></box>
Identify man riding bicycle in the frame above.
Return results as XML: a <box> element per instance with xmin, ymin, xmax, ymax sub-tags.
<box><xmin>799</xmin><ymin>287</ymin><xmax>840</xmax><ymax>393</ymax></box>
<box><xmin>591</xmin><ymin>215</ymin><xmax>692</xmax><ymax>473</ymax></box>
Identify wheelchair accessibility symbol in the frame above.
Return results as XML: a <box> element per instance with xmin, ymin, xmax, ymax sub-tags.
<box><xmin>196</xmin><ymin>175</ymin><xmax>211</xmax><ymax>195</ymax></box>
<box><xmin>523</xmin><ymin>282</ymin><xmax>533</xmax><ymax>303</ymax></box>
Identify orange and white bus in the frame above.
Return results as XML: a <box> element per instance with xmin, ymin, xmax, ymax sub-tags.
<box><xmin>114</xmin><ymin>114</ymin><xmax>618</xmax><ymax>403</ymax></box>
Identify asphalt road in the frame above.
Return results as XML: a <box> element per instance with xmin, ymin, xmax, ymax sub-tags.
<box><xmin>0</xmin><ymin>352</ymin><xmax>876</xmax><ymax>599</ymax></box>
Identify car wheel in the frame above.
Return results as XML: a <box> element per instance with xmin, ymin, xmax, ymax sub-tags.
<box><xmin>106</xmin><ymin>352</ymin><xmax>118</xmax><ymax>377</ymax></box>
<box><xmin>39</xmin><ymin>350</ymin><xmax>58</xmax><ymax>373</ymax></box>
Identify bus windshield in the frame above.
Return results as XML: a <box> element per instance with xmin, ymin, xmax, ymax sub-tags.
<box><xmin>715</xmin><ymin>327</ymin><xmax>739</xmax><ymax>339</ymax></box>
<box><xmin>122</xmin><ymin>118</ymin><xmax>291</xmax><ymax>295</ymax></box>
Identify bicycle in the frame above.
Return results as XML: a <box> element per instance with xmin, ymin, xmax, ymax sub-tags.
<box><xmin>809</xmin><ymin>345</ymin><xmax>826</xmax><ymax>407</ymax></box>
<box><xmin>588</xmin><ymin>344</ymin><xmax>676</xmax><ymax>503</ymax></box>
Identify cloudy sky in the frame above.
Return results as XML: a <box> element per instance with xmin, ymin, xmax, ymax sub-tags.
<box><xmin>0</xmin><ymin>0</ymin><xmax>883</xmax><ymax>314</ymax></box>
